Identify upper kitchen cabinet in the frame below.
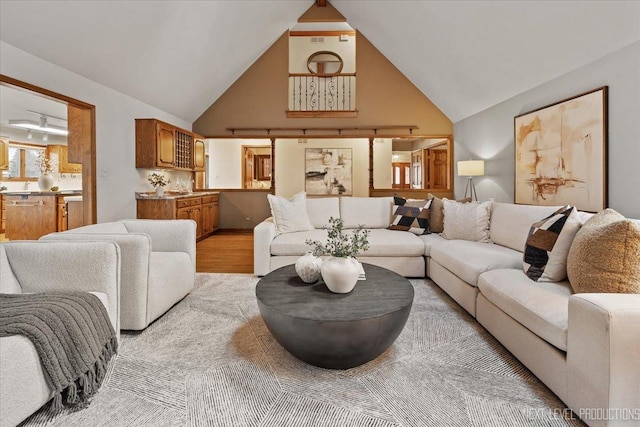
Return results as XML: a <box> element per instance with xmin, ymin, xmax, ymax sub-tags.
<box><xmin>47</xmin><ymin>144</ymin><xmax>82</xmax><ymax>174</ymax></box>
<box><xmin>136</xmin><ymin>119</ymin><xmax>200</xmax><ymax>171</ymax></box>
<box><xmin>192</xmin><ymin>134</ymin><xmax>206</xmax><ymax>172</ymax></box>
<box><xmin>0</xmin><ymin>137</ymin><xmax>9</xmax><ymax>170</ymax></box>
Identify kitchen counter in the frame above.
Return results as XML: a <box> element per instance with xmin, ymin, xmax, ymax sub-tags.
<box><xmin>135</xmin><ymin>190</ymin><xmax>220</xmax><ymax>200</ymax></box>
<box><xmin>2</xmin><ymin>190</ymin><xmax>82</xmax><ymax>196</ymax></box>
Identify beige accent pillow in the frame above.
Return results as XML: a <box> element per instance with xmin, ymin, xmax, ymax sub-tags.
<box><xmin>441</xmin><ymin>199</ymin><xmax>492</xmax><ymax>242</ymax></box>
<box><xmin>567</xmin><ymin>209</ymin><xmax>640</xmax><ymax>294</ymax></box>
<box><xmin>428</xmin><ymin>194</ymin><xmax>472</xmax><ymax>233</ymax></box>
<box><xmin>267</xmin><ymin>192</ymin><xmax>314</xmax><ymax>235</ymax></box>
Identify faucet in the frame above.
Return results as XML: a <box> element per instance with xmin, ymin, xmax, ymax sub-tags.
<box><xmin>23</xmin><ymin>182</ymin><xmax>30</xmax><ymax>191</ymax></box>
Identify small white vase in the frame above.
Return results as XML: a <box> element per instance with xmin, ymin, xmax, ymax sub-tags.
<box><xmin>295</xmin><ymin>252</ymin><xmax>323</xmax><ymax>283</ymax></box>
<box><xmin>155</xmin><ymin>186</ymin><xmax>164</xmax><ymax>197</ymax></box>
<box><xmin>37</xmin><ymin>173</ymin><xmax>54</xmax><ymax>191</ymax></box>
<box><xmin>320</xmin><ymin>256</ymin><xmax>361</xmax><ymax>294</ymax></box>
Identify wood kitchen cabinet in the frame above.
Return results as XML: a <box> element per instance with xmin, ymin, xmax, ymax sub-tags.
<box><xmin>0</xmin><ymin>137</ymin><xmax>9</xmax><ymax>171</ymax></box>
<box><xmin>136</xmin><ymin>193</ymin><xmax>219</xmax><ymax>240</ymax></box>
<box><xmin>4</xmin><ymin>193</ymin><xmax>82</xmax><ymax>240</ymax></box>
<box><xmin>0</xmin><ymin>194</ymin><xmax>5</xmax><ymax>233</ymax></box>
<box><xmin>136</xmin><ymin>119</ymin><xmax>199</xmax><ymax>171</ymax></box>
<box><xmin>47</xmin><ymin>145</ymin><xmax>82</xmax><ymax>174</ymax></box>
<box><xmin>193</xmin><ymin>135</ymin><xmax>206</xmax><ymax>171</ymax></box>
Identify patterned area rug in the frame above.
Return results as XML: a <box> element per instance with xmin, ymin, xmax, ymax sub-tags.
<box><xmin>23</xmin><ymin>273</ymin><xmax>584</xmax><ymax>426</ymax></box>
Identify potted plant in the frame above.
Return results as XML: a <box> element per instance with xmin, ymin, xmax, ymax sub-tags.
<box><xmin>148</xmin><ymin>172</ymin><xmax>170</xmax><ymax>197</ymax></box>
<box><xmin>306</xmin><ymin>217</ymin><xmax>370</xmax><ymax>293</ymax></box>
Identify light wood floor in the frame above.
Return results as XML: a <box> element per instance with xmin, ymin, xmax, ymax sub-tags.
<box><xmin>196</xmin><ymin>230</ymin><xmax>254</xmax><ymax>274</ymax></box>
<box><xmin>2</xmin><ymin>230</ymin><xmax>254</xmax><ymax>274</ymax></box>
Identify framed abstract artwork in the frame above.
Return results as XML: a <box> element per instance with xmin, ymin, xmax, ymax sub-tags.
<box><xmin>514</xmin><ymin>87</ymin><xmax>608</xmax><ymax>212</ymax></box>
<box><xmin>305</xmin><ymin>148</ymin><xmax>352</xmax><ymax>196</ymax></box>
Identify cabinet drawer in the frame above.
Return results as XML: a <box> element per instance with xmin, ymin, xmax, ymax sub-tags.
<box><xmin>175</xmin><ymin>197</ymin><xmax>201</xmax><ymax>208</ymax></box>
<box><xmin>201</xmin><ymin>194</ymin><xmax>219</xmax><ymax>204</ymax></box>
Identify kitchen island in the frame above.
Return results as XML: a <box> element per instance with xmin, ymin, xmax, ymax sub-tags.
<box><xmin>4</xmin><ymin>190</ymin><xmax>82</xmax><ymax>240</ymax></box>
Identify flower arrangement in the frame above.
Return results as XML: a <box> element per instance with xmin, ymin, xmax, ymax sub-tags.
<box><xmin>34</xmin><ymin>152</ymin><xmax>56</xmax><ymax>174</ymax></box>
<box><xmin>306</xmin><ymin>217</ymin><xmax>370</xmax><ymax>258</ymax></box>
<box><xmin>148</xmin><ymin>172</ymin><xmax>170</xmax><ymax>188</ymax></box>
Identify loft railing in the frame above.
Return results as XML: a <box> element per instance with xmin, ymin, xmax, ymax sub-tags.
<box><xmin>288</xmin><ymin>73</ymin><xmax>356</xmax><ymax>112</ymax></box>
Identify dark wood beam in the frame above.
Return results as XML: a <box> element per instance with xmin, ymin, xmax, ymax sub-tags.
<box><xmin>318</xmin><ymin>0</ymin><xmax>327</xmax><ymax>7</ymax></box>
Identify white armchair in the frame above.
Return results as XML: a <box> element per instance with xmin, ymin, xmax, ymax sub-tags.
<box><xmin>0</xmin><ymin>240</ymin><xmax>121</xmax><ymax>427</ymax></box>
<box><xmin>41</xmin><ymin>219</ymin><xmax>196</xmax><ymax>330</ymax></box>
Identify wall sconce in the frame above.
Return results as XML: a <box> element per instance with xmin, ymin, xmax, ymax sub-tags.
<box><xmin>457</xmin><ymin>159</ymin><xmax>485</xmax><ymax>201</ymax></box>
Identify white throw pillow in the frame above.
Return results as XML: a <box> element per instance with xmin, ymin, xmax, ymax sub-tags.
<box><xmin>267</xmin><ymin>192</ymin><xmax>314</xmax><ymax>235</ymax></box>
<box><xmin>442</xmin><ymin>199</ymin><xmax>492</xmax><ymax>242</ymax></box>
<box><xmin>523</xmin><ymin>205</ymin><xmax>581</xmax><ymax>282</ymax></box>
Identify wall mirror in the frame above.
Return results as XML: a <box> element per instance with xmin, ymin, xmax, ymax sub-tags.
<box><xmin>307</xmin><ymin>51</ymin><xmax>343</xmax><ymax>74</ymax></box>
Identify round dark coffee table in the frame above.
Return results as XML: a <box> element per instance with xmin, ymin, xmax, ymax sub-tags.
<box><xmin>256</xmin><ymin>263</ymin><xmax>414</xmax><ymax>369</ymax></box>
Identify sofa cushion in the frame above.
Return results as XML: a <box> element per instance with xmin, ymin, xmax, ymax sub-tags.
<box><xmin>267</xmin><ymin>192</ymin><xmax>314</xmax><ymax>235</ymax></box>
<box><xmin>65</xmin><ymin>221</ymin><xmax>129</xmax><ymax>233</ymax></box>
<box><xmin>523</xmin><ymin>206</ymin><xmax>581</xmax><ymax>282</ymax></box>
<box><xmin>442</xmin><ymin>200</ymin><xmax>492</xmax><ymax>242</ymax></box>
<box><xmin>428</xmin><ymin>194</ymin><xmax>472</xmax><ymax>233</ymax></box>
<box><xmin>430</xmin><ymin>240</ymin><xmax>522</xmax><ymax>286</ymax></box>
<box><xmin>0</xmin><ymin>246</ymin><xmax>21</xmax><ymax>294</ymax></box>
<box><xmin>271</xmin><ymin>229</ymin><xmax>424</xmax><ymax>257</ymax></box>
<box><xmin>568</xmin><ymin>209</ymin><xmax>640</xmax><ymax>294</ymax></box>
<box><xmin>389</xmin><ymin>196</ymin><xmax>432</xmax><ymax>235</ymax></box>
<box><xmin>478</xmin><ymin>269</ymin><xmax>571</xmax><ymax>351</ymax></box>
<box><xmin>340</xmin><ymin>197</ymin><xmax>393</xmax><ymax>229</ymax></box>
<box><xmin>418</xmin><ymin>233</ymin><xmax>447</xmax><ymax>256</ymax></box>
<box><xmin>271</xmin><ymin>230</ymin><xmax>329</xmax><ymax>256</ymax></box>
<box><xmin>360</xmin><ymin>229</ymin><xmax>425</xmax><ymax>257</ymax></box>
<box><xmin>490</xmin><ymin>203</ymin><xmax>561</xmax><ymax>252</ymax></box>
<box><xmin>306</xmin><ymin>197</ymin><xmax>340</xmax><ymax>229</ymax></box>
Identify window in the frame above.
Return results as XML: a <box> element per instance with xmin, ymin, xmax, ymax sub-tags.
<box><xmin>2</xmin><ymin>144</ymin><xmax>45</xmax><ymax>181</ymax></box>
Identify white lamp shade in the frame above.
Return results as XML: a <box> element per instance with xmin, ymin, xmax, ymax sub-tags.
<box><xmin>457</xmin><ymin>160</ymin><xmax>485</xmax><ymax>177</ymax></box>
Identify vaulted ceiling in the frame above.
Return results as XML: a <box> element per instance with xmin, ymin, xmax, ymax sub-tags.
<box><xmin>1</xmin><ymin>1</ymin><xmax>639</xmax><ymax>124</ymax></box>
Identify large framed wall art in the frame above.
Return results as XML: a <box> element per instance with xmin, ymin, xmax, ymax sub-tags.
<box><xmin>514</xmin><ymin>86</ymin><xmax>607</xmax><ymax>212</ymax></box>
<box><xmin>305</xmin><ymin>148</ymin><xmax>352</xmax><ymax>196</ymax></box>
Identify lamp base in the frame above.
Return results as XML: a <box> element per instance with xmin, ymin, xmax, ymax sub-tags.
<box><xmin>464</xmin><ymin>177</ymin><xmax>478</xmax><ymax>201</ymax></box>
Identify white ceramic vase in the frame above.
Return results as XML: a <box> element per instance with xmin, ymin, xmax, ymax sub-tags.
<box><xmin>156</xmin><ymin>186</ymin><xmax>165</xmax><ymax>197</ymax></box>
<box><xmin>295</xmin><ymin>252</ymin><xmax>323</xmax><ymax>283</ymax></box>
<box><xmin>37</xmin><ymin>173</ymin><xmax>54</xmax><ymax>191</ymax></box>
<box><xmin>320</xmin><ymin>256</ymin><xmax>361</xmax><ymax>294</ymax></box>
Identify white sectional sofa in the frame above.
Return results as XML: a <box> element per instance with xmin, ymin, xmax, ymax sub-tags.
<box><xmin>254</xmin><ymin>196</ymin><xmax>640</xmax><ymax>426</ymax></box>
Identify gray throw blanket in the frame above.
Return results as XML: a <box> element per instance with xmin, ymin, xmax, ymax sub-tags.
<box><xmin>0</xmin><ymin>292</ymin><xmax>118</xmax><ymax>411</ymax></box>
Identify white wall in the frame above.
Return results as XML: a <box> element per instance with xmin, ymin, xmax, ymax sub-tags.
<box><xmin>453</xmin><ymin>41</ymin><xmax>640</xmax><ymax>218</ymax></box>
<box><xmin>206</xmin><ymin>138</ymin><xmax>271</xmax><ymax>188</ymax></box>
<box><xmin>0</xmin><ymin>41</ymin><xmax>191</xmax><ymax>222</ymax></box>
<box><xmin>289</xmin><ymin>35</ymin><xmax>356</xmax><ymax>74</ymax></box>
<box><xmin>275</xmin><ymin>138</ymin><xmax>369</xmax><ymax>198</ymax></box>
<box><xmin>373</xmin><ymin>138</ymin><xmax>392</xmax><ymax>189</ymax></box>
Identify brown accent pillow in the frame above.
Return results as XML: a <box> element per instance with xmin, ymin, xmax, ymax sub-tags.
<box><xmin>428</xmin><ymin>194</ymin><xmax>472</xmax><ymax>233</ymax></box>
<box><xmin>567</xmin><ymin>209</ymin><xmax>640</xmax><ymax>294</ymax></box>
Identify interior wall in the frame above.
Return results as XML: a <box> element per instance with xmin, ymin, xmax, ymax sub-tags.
<box><xmin>206</xmin><ymin>138</ymin><xmax>271</xmax><ymax>188</ymax></box>
<box><xmin>289</xmin><ymin>34</ymin><xmax>356</xmax><ymax>74</ymax></box>
<box><xmin>373</xmin><ymin>138</ymin><xmax>392</xmax><ymax>189</ymax></box>
<box><xmin>218</xmin><ymin>191</ymin><xmax>271</xmax><ymax>230</ymax></box>
<box><xmin>275</xmin><ymin>138</ymin><xmax>369</xmax><ymax>198</ymax></box>
<box><xmin>453</xmin><ymin>41</ymin><xmax>640</xmax><ymax>219</ymax></box>
<box><xmin>193</xmin><ymin>31</ymin><xmax>452</xmax><ymax>136</ymax></box>
<box><xmin>1</xmin><ymin>41</ymin><xmax>191</xmax><ymax>222</ymax></box>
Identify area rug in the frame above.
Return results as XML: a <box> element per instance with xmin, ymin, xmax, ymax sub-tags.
<box><xmin>22</xmin><ymin>273</ymin><xmax>584</xmax><ymax>426</ymax></box>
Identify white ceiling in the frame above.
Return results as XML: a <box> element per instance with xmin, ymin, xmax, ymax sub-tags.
<box><xmin>1</xmin><ymin>1</ymin><xmax>639</xmax><ymax>124</ymax></box>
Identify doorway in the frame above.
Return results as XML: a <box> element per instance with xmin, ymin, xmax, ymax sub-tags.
<box><xmin>0</xmin><ymin>75</ymin><xmax>97</xmax><ymax>224</ymax></box>
<box><xmin>242</xmin><ymin>145</ymin><xmax>272</xmax><ymax>189</ymax></box>
<box><xmin>391</xmin><ymin>162</ymin><xmax>410</xmax><ymax>189</ymax></box>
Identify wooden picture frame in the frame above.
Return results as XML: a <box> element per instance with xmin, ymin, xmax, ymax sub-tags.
<box><xmin>514</xmin><ymin>86</ymin><xmax>608</xmax><ymax>212</ymax></box>
<box><xmin>305</xmin><ymin>148</ymin><xmax>352</xmax><ymax>196</ymax></box>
